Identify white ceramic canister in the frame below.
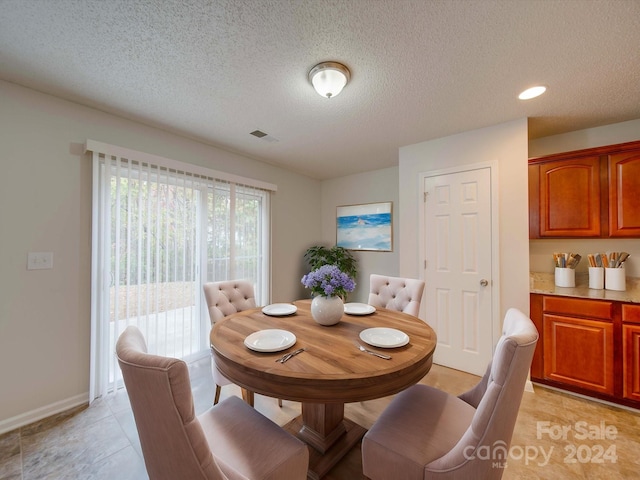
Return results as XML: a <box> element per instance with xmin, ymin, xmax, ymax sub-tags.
<box><xmin>605</xmin><ymin>267</ymin><xmax>626</xmax><ymax>291</ymax></box>
<box><xmin>588</xmin><ymin>267</ymin><xmax>604</xmax><ymax>289</ymax></box>
<box><xmin>555</xmin><ymin>267</ymin><xmax>576</xmax><ymax>288</ymax></box>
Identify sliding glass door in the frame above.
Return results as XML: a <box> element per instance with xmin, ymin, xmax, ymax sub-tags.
<box><xmin>90</xmin><ymin>147</ymin><xmax>270</xmax><ymax>398</ymax></box>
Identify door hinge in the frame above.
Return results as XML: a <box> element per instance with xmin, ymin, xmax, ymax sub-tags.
<box><xmin>423</xmin><ymin>191</ymin><xmax>429</xmax><ymax>202</ymax></box>
<box><xmin>424</xmin><ymin>259</ymin><xmax>427</xmax><ymax>269</ymax></box>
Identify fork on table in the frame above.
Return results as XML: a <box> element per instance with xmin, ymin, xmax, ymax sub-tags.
<box><xmin>355</xmin><ymin>342</ymin><xmax>391</xmax><ymax>360</ymax></box>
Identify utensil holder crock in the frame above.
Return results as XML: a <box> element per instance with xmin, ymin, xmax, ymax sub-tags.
<box><xmin>605</xmin><ymin>267</ymin><xmax>626</xmax><ymax>291</ymax></box>
<box><xmin>588</xmin><ymin>267</ymin><xmax>604</xmax><ymax>290</ymax></box>
<box><xmin>555</xmin><ymin>267</ymin><xmax>575</xmax><ymax>288</ymax></box>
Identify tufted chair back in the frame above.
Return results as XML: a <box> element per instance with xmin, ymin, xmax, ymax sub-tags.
<box><xmin>362</xmin><ymin>308</ymin><xmax>539</xmax><ymax>480</ymax></box>
<box><xmin>429</xmin><ymin>308</ymin><xmax>539</xmax><ymax>477</ymax></box>
<box><xmin>117</xmin><ymin>326</ymin><xmax>308</xmax><ymax>480</ymax></box>
<box><xmin>116</xmin><ymin>326</ymin><xmax>227</xmax><ymax>479</ymax></box>
<box><xmin>203</xmin><ymin>280</ymin><xmax>259</xmax><ymax>405</ymax></box>
<box><xmin>203</xmin><ymin>280</ymin><xmax>256</xmax><ymax>326</ymax></box>
<box><xmin>368</xmin><ymin>274</ymin><xmax>425</xmax><ymax>317</ymax></box>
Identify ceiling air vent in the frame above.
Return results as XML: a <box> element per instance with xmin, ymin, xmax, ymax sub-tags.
<box><xmin>250</xmin><ymin>130</ymin><xmax>279</xmax><ymax>143</ymax></box>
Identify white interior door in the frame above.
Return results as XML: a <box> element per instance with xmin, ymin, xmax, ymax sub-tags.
<box><xmin>423</xmin><ymin>167</ymin><xmax>493</xmax><ymax>375</ymax></box>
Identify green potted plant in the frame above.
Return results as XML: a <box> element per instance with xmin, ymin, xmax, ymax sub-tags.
<box><xmin>304</xmin><ymin>245</ymin><xmax>357</xmax><ymax>280</ymax></box>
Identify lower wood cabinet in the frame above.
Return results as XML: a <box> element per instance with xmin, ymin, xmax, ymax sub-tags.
<box><xmin>530</xmin><ymin>294</ymin><xmax>640</xmax><ymax>409</ymax></box>
<box><xmin>622</xmin><ymin>304</ymin><xmax>640</xmax><ymax>402</ymax></box>
<box><xmin>543</xmin><ymin>313</ymin><xmax>614</xmax><ymax>395</ymax></box>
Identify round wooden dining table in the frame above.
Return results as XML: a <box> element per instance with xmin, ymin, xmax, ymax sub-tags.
<box><xmin>210</xmin><ymin>299</ymin><xmax>437</xmax><ymax>480</ymax></box>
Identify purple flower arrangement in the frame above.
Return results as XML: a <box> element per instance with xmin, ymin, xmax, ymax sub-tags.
<box><xmin>301</xmin><ymin>264</ymin><xmax>356</xmax><ymax>298</ymax></box>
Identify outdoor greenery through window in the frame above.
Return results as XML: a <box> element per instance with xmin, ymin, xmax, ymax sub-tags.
<box><xmin>208</xmin><ymin>183</ymin><xmax>267</xmax><ymax>283</ymax></box>
<box><xmin>90</xmin><ymin>143</ymin><xmax>271</xmax><ymax>398</ymax></box>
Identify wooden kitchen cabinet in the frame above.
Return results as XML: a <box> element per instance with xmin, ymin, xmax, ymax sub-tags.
<box><xmin>536</xmin><ymin>156</ymin><xmax>602</xmax><ymax>237</ymax></box>
<box><xmin>622</xmin><ymin>305</ymin><xmax>640</xmax><ymax>402</ymax></box>
<box><xmin>609</xmin><ymin>150</ymin><xmax>640</xmax><ymax>237</ymax></box>
<box><xmin>541</xmin><ymin>296</ymin><xmax>614</xmax><ymax>395</ymax></box>
<box><xmin>531</xmin><ymin>294</ymin><xmax>640</xmax><ymax>409</ymax></box>
<box><xmin>529</xmin><ymin>140</ymin><xmax>640</xmax><ymax>238</ymax></box>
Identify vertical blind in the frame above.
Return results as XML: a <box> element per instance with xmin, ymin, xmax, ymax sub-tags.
<box><xmin>89</xmin><ymin>142</ymin><xmax>272</xmax><ymax>400</ymax></box>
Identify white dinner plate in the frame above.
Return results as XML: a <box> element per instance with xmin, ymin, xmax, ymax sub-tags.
<box><xmin>344</xmin><ymin>303</ymin><xmax>376</xmax><ymax>315</ymax></box>
<box><xmin>359</xmin><ymin>327</ymin><xmax>409</xmax><ymax>348</ymax></box>
<box><xmin>262</xmin><ymin>303</ymin><xmax>298</xmax><ymax>316</ymax></box>
<box><xmin>244</xmin><ymin>329</ymin><xmax>297</xmax><ymax>352</ymax></box>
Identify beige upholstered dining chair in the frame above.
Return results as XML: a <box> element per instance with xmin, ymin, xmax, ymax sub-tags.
<box><xmin>362</xmin><ymin>308</ymin><xmax>538</xmax><ymax>480</ymax></box>
<box><xmin>203</xmin><ymin>280</ymin><xmax>256</xmax><ymax>405</ymax></box>
<box><xmin>116</xmin><ymin>326</ymin><xmax>308</xmax><ymax>480</ymax></box>
<box><xmin>368</xmin><ymin>274</ymin><xmax>425</xmax><ymax>317</ymax></box>
<box><xmin>203</xmin><ymin>280</ymin><xmax>282</xmax><ymax>407</ymax></box>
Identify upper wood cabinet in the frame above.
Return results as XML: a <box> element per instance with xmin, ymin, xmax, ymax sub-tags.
<box><xmin>609</xmin><ymin>150</ymin><xmax>640</xmax><ymax>236</ymax></box>
<box><xmin>539</xmin><ymin>156</ymin><xmax>602</xmax><ymax>237</ymax></box>
<box><xmin>529</xmin><ymin>140</ymin><xmax>640</xmax><ymax>238</ymax></box>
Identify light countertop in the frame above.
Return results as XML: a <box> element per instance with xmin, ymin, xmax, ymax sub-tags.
<box><xmin>530</xmin><ymin>271</ymin><xmax>640</xmax><ymax>304</ymax></box>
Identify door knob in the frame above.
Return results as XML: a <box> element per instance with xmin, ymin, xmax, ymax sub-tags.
<box><xmin>480</xmin><ymin>279</ymin><xmax>489</xmax><ymax>287</ymax></box>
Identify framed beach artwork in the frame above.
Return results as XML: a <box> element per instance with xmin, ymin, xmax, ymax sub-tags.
<box><xmin>336</xmin><ymin>202</ymin><xmax>393</xmax><ymax>251</ymax></box>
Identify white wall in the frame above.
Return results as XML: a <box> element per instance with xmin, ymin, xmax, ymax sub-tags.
<box><xmin>398</xmin><ymin>119</ymin><xmax>530</xmax><ymax>325</ymax></box>
<box><xmin>529</xmin><ymin>118</ymin><xmax>640</xmax><ymax>277</ymax></box>
<box><xmin>319</xmin><ymin>167</ymin><xmax>400</xmax><ymax>302</ymax></box>
<box><xmin>0</xmin><ymin>80</ymin><xmax>321</xmax><ymax>429</ymax></box>
<box><xmin>529</xmin><ymin>118</ymin><xmax>640</xmax><ymax>158</ymax></box>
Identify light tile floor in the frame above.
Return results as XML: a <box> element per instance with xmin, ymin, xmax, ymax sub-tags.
<box><xmin>1</xmin><ymin>357</ymin><xmax>639</xmax><ymax>479</ymax></box>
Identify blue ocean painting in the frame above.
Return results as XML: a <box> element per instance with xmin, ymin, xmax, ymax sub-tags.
<box><xmin>337</xmin><ymin>204</ymin><xmax>392</xmax><ymax>250</ymax></box>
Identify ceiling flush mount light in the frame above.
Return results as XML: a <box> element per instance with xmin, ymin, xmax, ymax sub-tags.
<box><xmin>518</xmin><ymin>85</ymin><xmax>547</xmax><ymax>100</ymax></box>
<box><xmin>309</xmin><ymin>61</ymin><xmax>351</xmax><ymax>98</ymax></box>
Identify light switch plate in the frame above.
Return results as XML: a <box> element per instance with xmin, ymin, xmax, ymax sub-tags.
<box><xmin>27</xmin><ymin>252</ymin><xmax>53</xmax><ymax>270</ymax></box>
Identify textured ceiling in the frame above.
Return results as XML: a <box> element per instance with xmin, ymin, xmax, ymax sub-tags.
<box><xmin>1</xmin><ymin>0</ymin><xmax>639</xmax><ymax>179</ymax></box>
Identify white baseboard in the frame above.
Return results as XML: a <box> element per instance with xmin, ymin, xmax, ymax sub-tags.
<box><xmin>524</xmin><ymin>379</ymin><xmax>535</xmax><ymax>393</ymax></box>
<box><xmin>0</xmin><ymin>393</ymin><xmax>89</xmax><ymax>435</ymax></box>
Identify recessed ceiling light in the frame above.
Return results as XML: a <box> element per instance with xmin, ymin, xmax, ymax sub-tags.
<box><xmin>518</xmin><ymin>86</ymin><xmax>547</xmax><ymax>100</ymax></box>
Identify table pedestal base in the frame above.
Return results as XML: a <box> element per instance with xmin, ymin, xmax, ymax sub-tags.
<box><xmin>284</xmin><ymin>403</ymin><xmax>366</xmax><ymax>480</ymax></box>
